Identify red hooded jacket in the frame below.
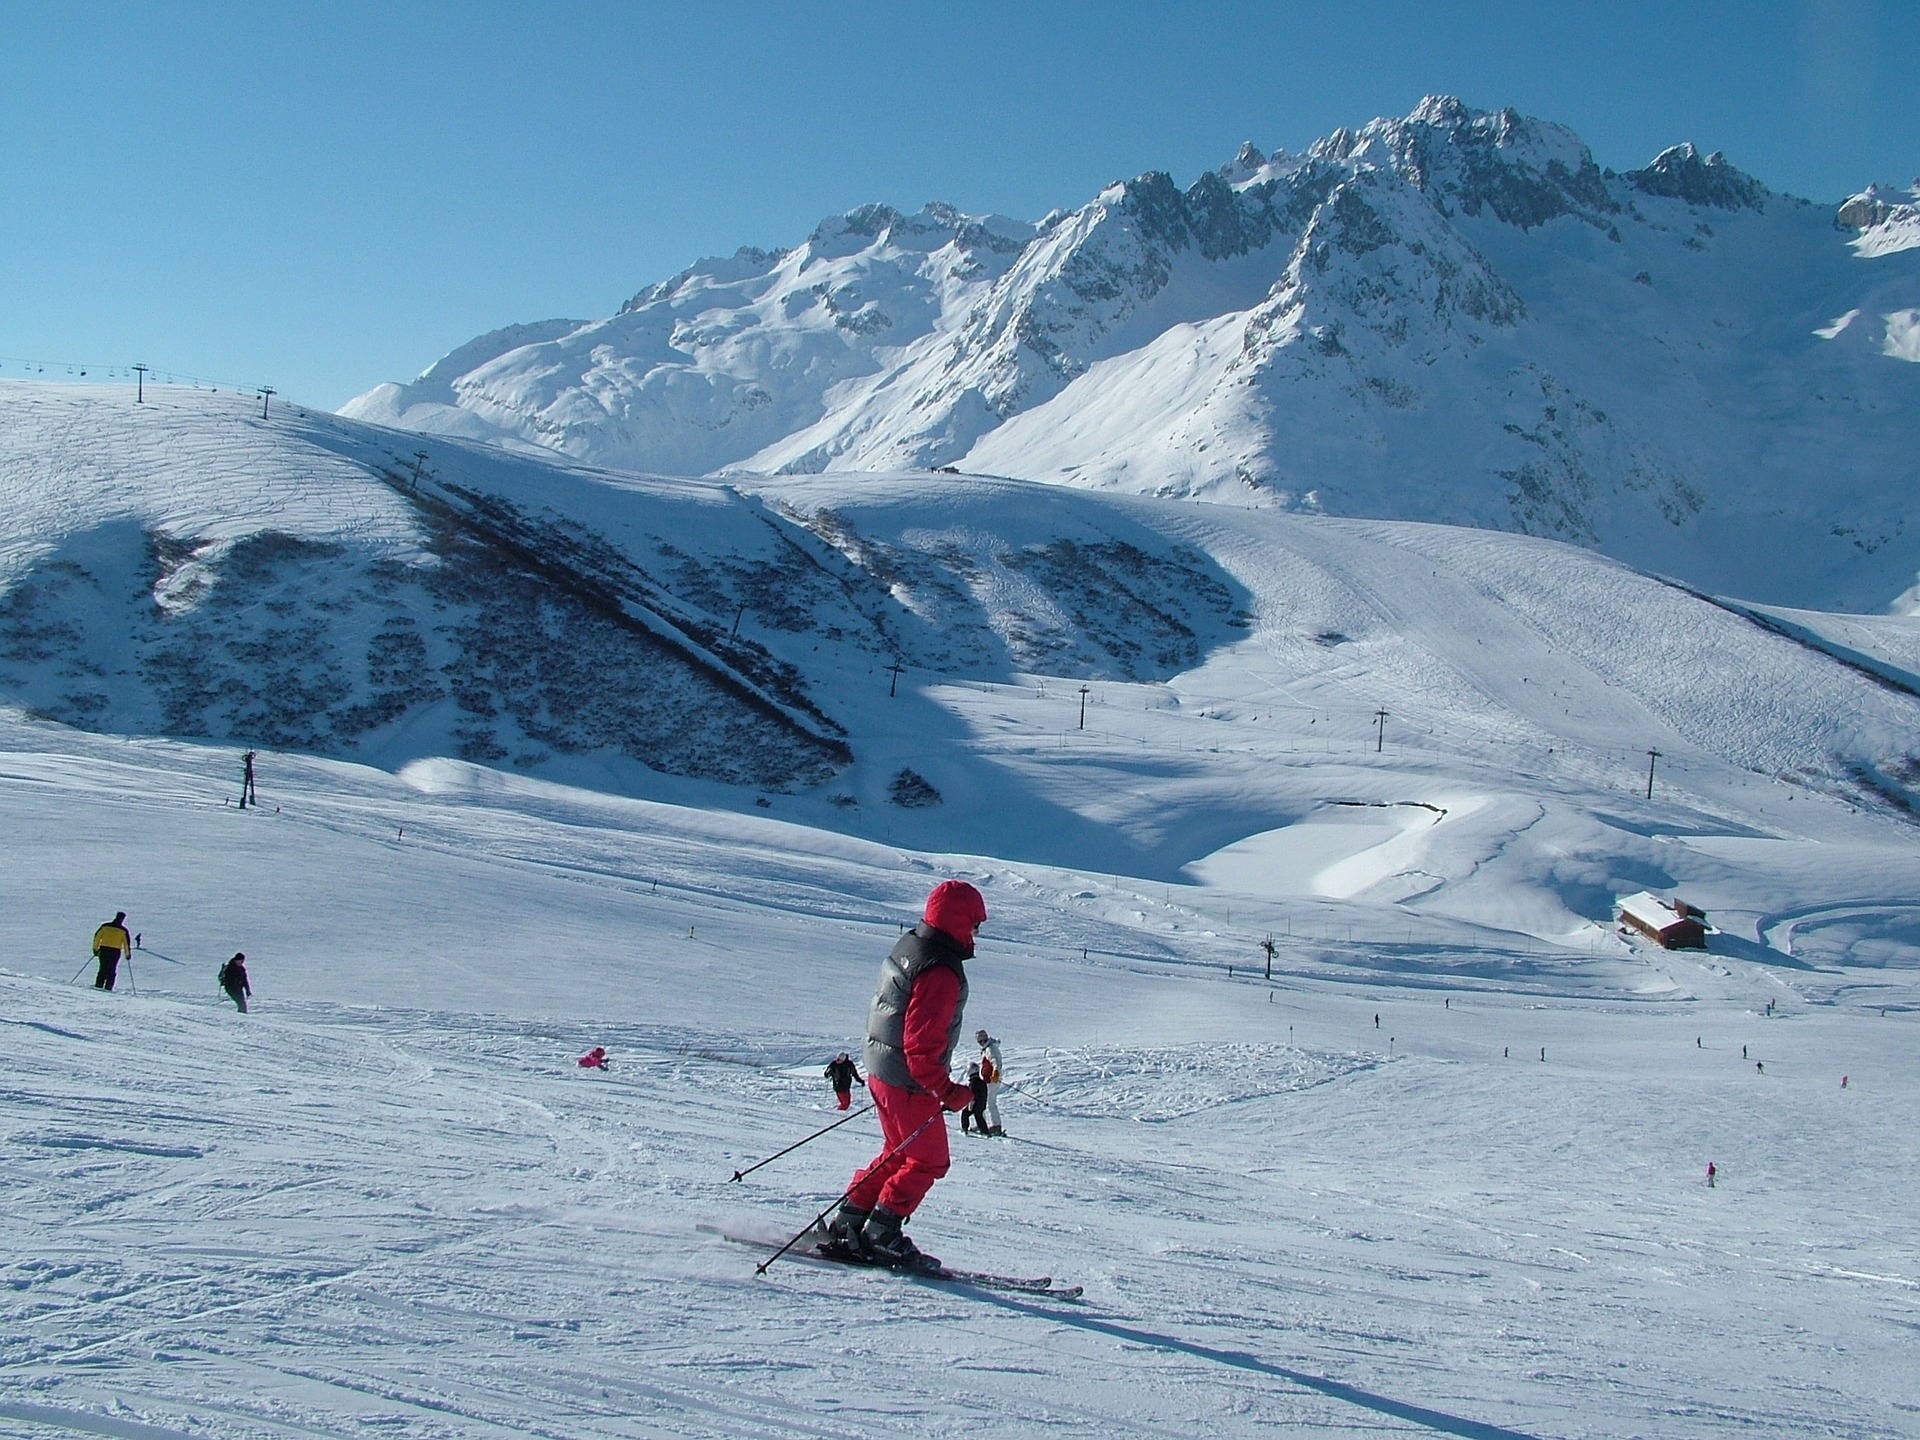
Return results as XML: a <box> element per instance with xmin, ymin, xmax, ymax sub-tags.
<box><xmin>903</xmin><ymin>881</ymin><xmax>986</xmax><ymax>1104</ymax></box>
<box><xmin>863</xmin><ymin>881</ymin><xmax>987</xmax><ymax>1104</ymax></box>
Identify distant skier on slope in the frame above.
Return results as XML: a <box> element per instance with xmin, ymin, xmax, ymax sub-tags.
<box><xmin>825</xmin><ymin>879</ymin><xmax>987</xmax><ymax>1270</ymax></box>
<box><xmin>91</xmin><ymin>912</ymin><xmax>132</xmax><ymax>991</ymax></box>
<box><xmin>975</xmin><ymin>1028</ymin><xmax>1006</xmax><ymax>1136</ymax></box>
<box><xmin>578</xmin><ymin>1046</ymin><xmax>608</xmax><ymax>1070</ymax></box>
<box><xmin>218</xmin><ymin>952</ymin><xmax>252</xmax><ymax>1012</ymax></box>
<box><xmin>824</xmin><ymin>1051</ymin><xmax>863</xmax><ymax>1110</ymax></box>
<box><xmin>959</xmin><ymin>1061</ymin><xmax>990</xmax><ymax>1135</ymax></box>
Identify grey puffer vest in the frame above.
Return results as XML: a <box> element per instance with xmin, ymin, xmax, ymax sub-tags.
<box><xmin>864</xmin><ymin>923</ymin><xmax>970</xmax><ymax>1093</ymax></box>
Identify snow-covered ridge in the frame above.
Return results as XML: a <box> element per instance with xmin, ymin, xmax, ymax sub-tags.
<box><xmin>344</xmin><ymin>96</ymin><xmax>1920</xmax><ymax>612</ymax></box>
<box><xmin>0</xmin><ymin>383</ymin><xmax>1253</xmax><ymax>822</ymax></box>
<box><xmin>12</xmin><ymin>380</ymin><xmax>1920</xmax><ymax>886</ymax></box>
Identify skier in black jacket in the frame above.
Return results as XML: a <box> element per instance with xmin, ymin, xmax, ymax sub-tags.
<box><xmin>958</xmin><ymin>1062</ymin><xmax>990</xmax><ymax>1135</ymax></box>
<box><xmin>824</xmin><ymin>1052</ymin><xmax>863</xmax><ymax>1110</ymax></box>
<box><xmin>218</xmin><ymin>952</ymin><xmax>252</xmax><ymax>1013</ymax></box>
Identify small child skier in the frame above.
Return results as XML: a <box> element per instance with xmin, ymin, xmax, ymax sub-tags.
<box><xmin>975</xmin><ymin>1029</ymin><xmax>1006</xmax><ymax>1136</ymax></box>
<box><xmin>577</xmin><ymin>1046</ymin><xmax>609</xmax><ymax>1070</ymax></box>
<box><xmin>959</xmin><ymin>1062</ymin><xmax>989</xmax><ymax>1135</ymax></box>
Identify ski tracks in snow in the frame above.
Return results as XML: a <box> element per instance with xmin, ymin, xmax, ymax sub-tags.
<box><xmin>5</xmin><ymin>920</ymin><xmax>1917</xmax><ymax>1436</ymax></box>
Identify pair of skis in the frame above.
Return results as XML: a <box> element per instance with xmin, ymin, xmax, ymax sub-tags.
<box><xmin>701</xmin><ymin>1225</ymin><xmax>1082</xmax><ymax>1301</ymax></box>
<box><xmin>813</xmin><ymin>1235</ymin><xmax>1083</xmax><ymax>1300</ymax></box>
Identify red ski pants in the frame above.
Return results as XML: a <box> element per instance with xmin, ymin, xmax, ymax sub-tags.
<box><xmin>847</xmin><ymin>1078</ymin><xmax>949</xmax><ymax>1217</ymax></box>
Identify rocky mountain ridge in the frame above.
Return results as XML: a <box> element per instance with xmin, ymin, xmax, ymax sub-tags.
<box><xmin>345</xmin><ymin>97</ymin><xmax>1920</xmax><ymax>611</ymax></box>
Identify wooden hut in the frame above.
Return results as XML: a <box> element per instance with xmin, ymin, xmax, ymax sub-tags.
<box><xmin>1617</xmin><ymin>891</ymin><xmax>1709</xmax><ymax>950</ymax></box>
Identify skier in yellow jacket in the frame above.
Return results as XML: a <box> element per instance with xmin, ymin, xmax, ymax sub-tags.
<box><xmin>92</xmin><ymin>912</ymin><xmax>132</xmax><ymax>991</ymax></box>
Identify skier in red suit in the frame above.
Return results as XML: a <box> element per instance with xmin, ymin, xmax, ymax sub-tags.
<box><xmin>826</xmin><ymin>879</ymin><xmax>987</xmax><ymax>1270</ymax></box>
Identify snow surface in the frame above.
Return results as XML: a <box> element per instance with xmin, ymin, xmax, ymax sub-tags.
<box><xmin>5</xmin><ymin>705</ymin><xmax>1919</xmax><ymax>1439</ymax></box>
<box><xmin>4</xmin><ymin>382</ymin><xmax>1920</xmax><ymax>1436</ymax></box>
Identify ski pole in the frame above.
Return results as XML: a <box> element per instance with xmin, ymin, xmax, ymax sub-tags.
<box><xmin>69</xmin><ymin>955</ymin><xmax>94</xmax><ymax>985</ymax></box>
<box><xmin>755</xmin><ymin>1109</ymin><xmax>945</xmax><ymax>1275</ymax></box>
<box><xmin>122</xmin><ymin>953</ymin><xmax>136</xmax><ymax>995</ymax></box>
<box><xmin>731</xmin><ymin>1102</ymin><xmax>874</xmax><ymax>1183</ymax></box>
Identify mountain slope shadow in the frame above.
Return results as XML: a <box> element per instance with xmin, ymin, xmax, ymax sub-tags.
<box><xmin>0</xmin><ymin>510</ymin><xmax>847</xmax><ymax>791</ymax></box>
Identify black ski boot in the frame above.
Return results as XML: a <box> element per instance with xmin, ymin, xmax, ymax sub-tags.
<box><xmin>859</xmin><ymin>1206</ymin><xmax>940</xmax><ymax>1271</ymax></box>
<box><xmin>823</xmin><ymin>1202</ymin><xmax>870</xmax><ymax>1256</ymax></box>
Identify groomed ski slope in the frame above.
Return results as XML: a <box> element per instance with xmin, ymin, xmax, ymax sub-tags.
<box><xmin>2</xmin><ymin>717</ymin><xmax>1917</xmax><ymax>1440</ymax></box>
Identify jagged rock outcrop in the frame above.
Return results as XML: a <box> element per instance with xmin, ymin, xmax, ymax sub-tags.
<box><xmin>1626</xmin><ymin>142</ymin><xmax>1769</xmax><ymax>210</ymax></box>
<box><xmin>1836</xmin><ymin>184</ymin><xmax>1920</xmax><ymax>259</ymax></box>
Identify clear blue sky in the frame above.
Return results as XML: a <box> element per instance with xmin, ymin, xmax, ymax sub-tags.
<box><xmin>3</xmin><ymin>1</ymin><xmax>1912</xmax><ymax>411</ymax></box>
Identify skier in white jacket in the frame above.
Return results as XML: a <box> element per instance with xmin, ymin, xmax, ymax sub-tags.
<box><xmin>975</xmin><ymin>1029</ymin><xmax>1006</xmax><ymax>1136</ymax></box>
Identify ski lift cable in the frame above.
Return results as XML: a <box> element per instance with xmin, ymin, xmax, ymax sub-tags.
<box><xmin>0</xmin><ymin>352</ymin><xmax>280</xmax><ymax>399</ymax></box>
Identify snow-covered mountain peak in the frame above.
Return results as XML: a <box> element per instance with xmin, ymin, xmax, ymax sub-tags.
<box><xmin>1384</xmin><ymin>92</ymin><xmax>1588</xmax><ymax>174</ymax></box>
<box><xmin>1403</xmin><ymin>92</ymin><xmax>1472</xmax><ymax>128</ymax></box>
<box><xmin>1223</xmin><ymin>140</ymin><xmax>1267</xmax><ymax>176</ymax></box>
<box><xmin>803</xmin><ymin>202</ymin><xmax>911</xmax><ymax>260</ymax></box>
<box><xmin>620</xmin><ymin>245</ymin><xmax>790</xmax><ymax>312</ymax></box>
<box><xmin>1305</xmin><ymin>96</ymin><xmax>1610</xmax><ymax>229</ymax></box>
<box><xmin>345</xmin><ymin>100</ymin><xmax>1920</xmax><ymax>611</ymax></box>
<box><xmin>1219</xmin><ymin>140</ymin><xmax>1289</xmax><ymax>184</ymax></box>
<box><xmin>1626</xmin><ymin>141</ymin><xmax>1769</xmax><ymax>211</ymax></box>
<box><xmin>1268</xmin><ymin>162</ymin><xmax>1524</xmax><ymax>347</ymax></box>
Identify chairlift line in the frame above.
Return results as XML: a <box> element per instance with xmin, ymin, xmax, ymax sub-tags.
<box><xmin>0</xmin><ymin>350</ymin><xmax>279</xmax><ymax>400</ymax></box>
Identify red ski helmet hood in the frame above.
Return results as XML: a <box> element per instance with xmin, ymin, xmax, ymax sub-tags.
<box><xmin>923</xmin><ymin>880</ymin><xmax>987</xmax><ymax>951</ymax></box>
